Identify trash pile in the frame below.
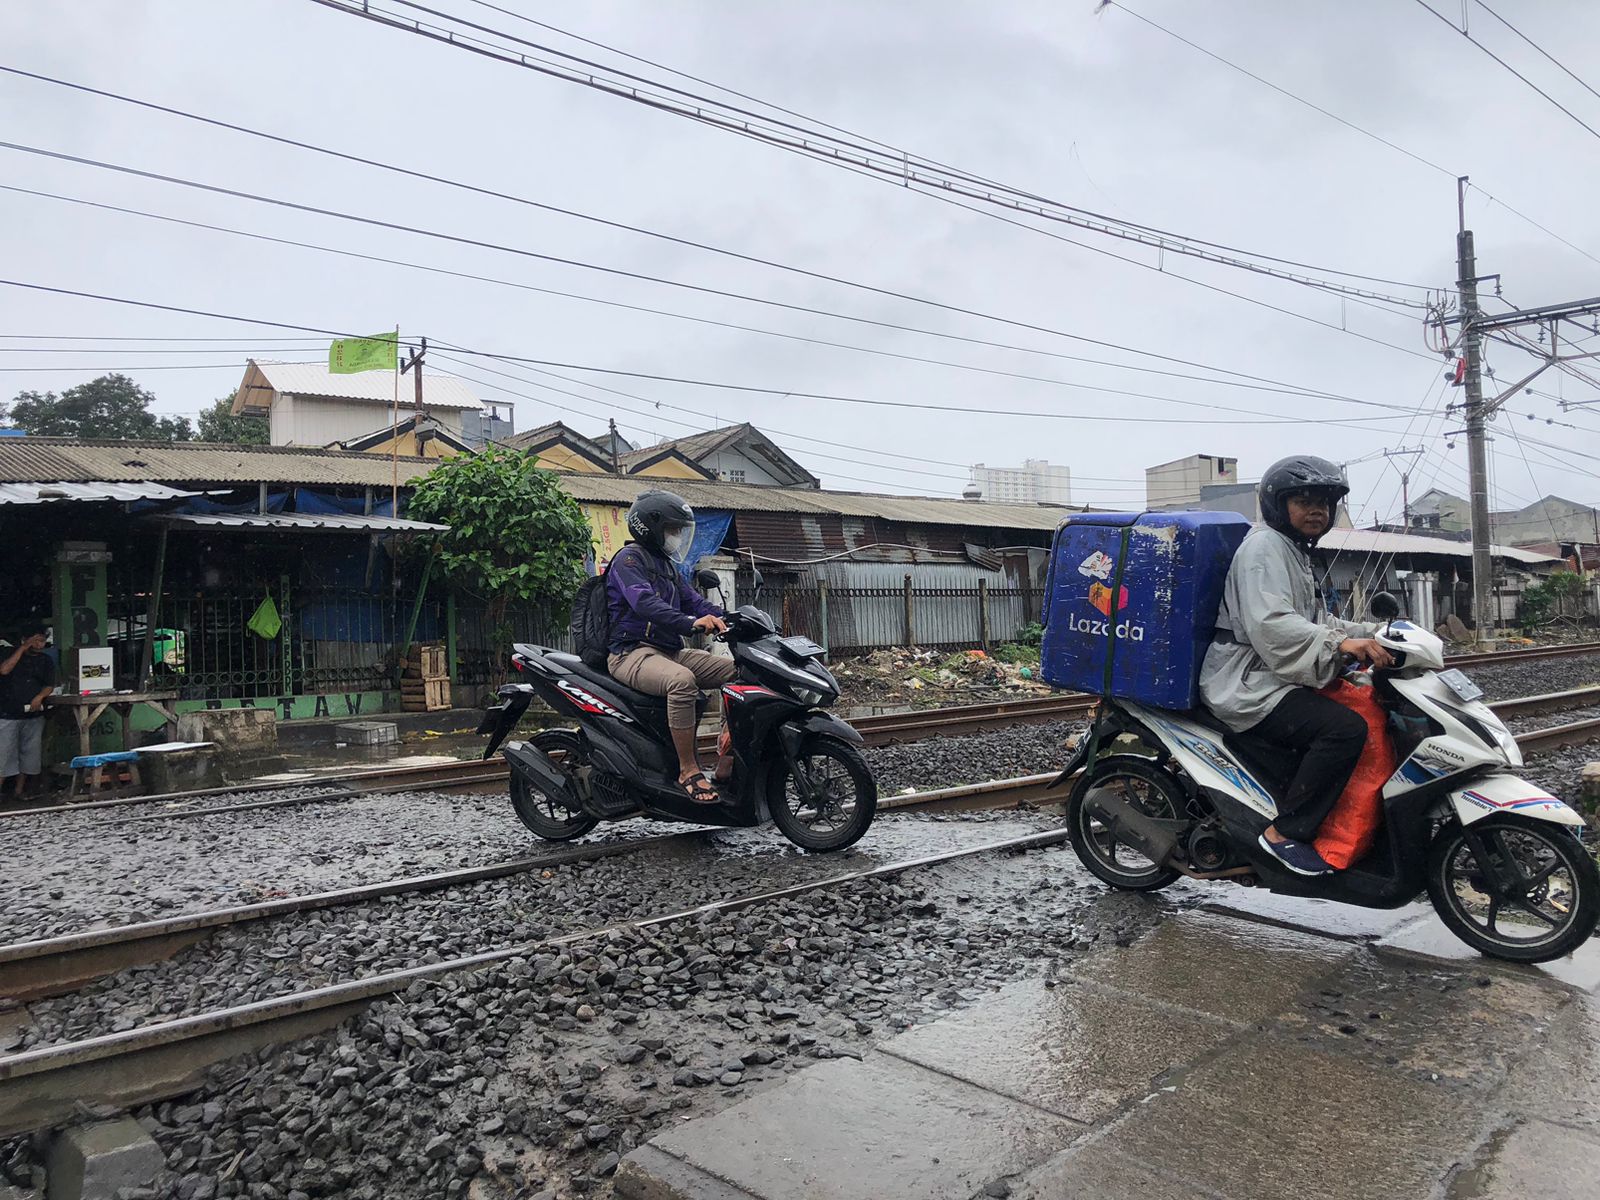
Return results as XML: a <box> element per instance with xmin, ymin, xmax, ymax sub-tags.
<box><xmin>829</xmin><ymin>645</ymin><xmax>1050</xmax><ymax>709</ymax></box>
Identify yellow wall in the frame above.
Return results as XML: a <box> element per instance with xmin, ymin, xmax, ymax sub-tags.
<box><xmin>356</xmin><ymin>431</ymin><xmax>458</xmax><ymax>459</ymax></box>
<box><xmin>533</xmin><ymin>444</ymin><xmax>611</xmax><ymax>474</ymax></box>
<box><xmin>630</xmin><ymin>457</ymin><xmax>708</xmax><ymax>480</ymax></box>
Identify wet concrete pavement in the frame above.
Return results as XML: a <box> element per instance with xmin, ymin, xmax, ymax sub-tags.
<box><xmin>614</xmin><ymin>896</ymin><xmax>1600</xmax><ymax>1200</ymax></box>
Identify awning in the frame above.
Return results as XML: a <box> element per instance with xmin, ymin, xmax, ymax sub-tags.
<box><xmin>0</xmin><ymin>481</ymin><xmax>203</xmax><ymax>506</ymax></box>
<box><xmin>156</xmin><ymin>512</ymin><xmax>447</xmax><ymax>533</ymax></box>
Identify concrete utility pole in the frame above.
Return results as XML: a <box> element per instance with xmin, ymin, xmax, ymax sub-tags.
<box><xmin>401</xmin><ymin>338</ymin><xmax>427</xmax><ymax>457</ymax></box>
<box><xmin>608</xmin><ymin>418</ymin><xmax>621</xmax><ymax>474</ymax></box>
<box><xmin>1444</xmin><ymin>178</ymin><xmax>1600</xmax><ymax>646</ymax></box>
<box><xmin>1456</xmin><ymin>180</ymin><xmax>1495</xmax><ymax>647</ymax></box>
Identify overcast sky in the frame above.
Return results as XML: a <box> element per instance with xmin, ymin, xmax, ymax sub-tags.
<box><xmin>5</xmin><ymin>0</ymin><xmax>1600</xmax><ymax>522</ymax></box>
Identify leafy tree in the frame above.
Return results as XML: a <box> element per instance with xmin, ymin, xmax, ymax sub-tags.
<box><xmin>196</xmin><ymin>393</ymin><xmax>268</xmax><ymax>444</ymax></box>
<box><xmin>8</xmin><ymin>374</ymin><xmax>192</xmax><ymax>440</ymax></box>
<box><xmin>1516</xmin><ymin>570</ymin><xmax>1587</xmax><ymax>634</ymax></box>
<box><xmin>405</xmin><ymin>446</ymin><xmax>591</xmax><ymax>676</ymax></box>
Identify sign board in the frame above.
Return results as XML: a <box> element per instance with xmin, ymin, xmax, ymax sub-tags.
<box><xmin>78</xmin><ymin>647</ymin><xmax>114</xmax><ymax>693</ymax></box>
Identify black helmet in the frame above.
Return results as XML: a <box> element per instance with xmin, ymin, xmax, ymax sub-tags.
<box><xmin>1258</xmin><ymin>455</ymin><xmax>1348</xmax><ymax>543</ymax></box>
<box><xmin>626</xmin><ymin>490</ymin><xmax>696</xmax><ymax>562</ymax></box>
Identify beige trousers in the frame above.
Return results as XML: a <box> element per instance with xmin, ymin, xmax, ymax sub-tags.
<box><xmin>608</xmin><ymin>645</ymin><xmax>736</xmax><ymax>729</ymax></box>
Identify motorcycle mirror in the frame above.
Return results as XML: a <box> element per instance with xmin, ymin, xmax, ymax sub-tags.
<box><xmin>751</xmin><ymin>567</ymin><xmax>765</xmax><ymax>598</ymax></box>
<box><xmin>695</xmin><ymin>569</ymin><xmax>721</xmax><ymax>593</ymax></box>
<box><xmin>1369</xmin><ymin>591</ymin><xmax>1401</xmax><ymax>621</ymax></box>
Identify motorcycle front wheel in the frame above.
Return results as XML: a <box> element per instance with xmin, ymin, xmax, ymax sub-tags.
<box><xmin>1426</xmin><ymin>814</ymin><xmax>1600</xmax><ymax>963</ymax></box>
<box><xmin>510</xmin><ymin>729</ymin><xmax>600</xmax><ymax>842</ymax></box>
<box><xmin>767</xmin><ymin>735</ymin><xmax>877</xmax><ymax>853</ymax></box>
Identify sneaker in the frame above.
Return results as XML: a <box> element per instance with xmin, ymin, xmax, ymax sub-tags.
<box><xmin>1257</xmin><ymin>832</ymin><xmax>1333</xmax><ymax>876</ymax></box>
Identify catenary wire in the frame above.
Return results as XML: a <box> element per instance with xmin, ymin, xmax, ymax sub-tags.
<box><xmin>1408</xmin><ymin>0</ymin><xmax>1600</xmax><ymax>143</ymax></box>
<box><xmin>1107</xmin><ymin>2</ymin><xmax>1600</xmax><ymax>269</ymax></box>
<box><xmin>298</xmin><ymin>0</ymin><xmax>1437</xmax><ymax>305</ymax></box>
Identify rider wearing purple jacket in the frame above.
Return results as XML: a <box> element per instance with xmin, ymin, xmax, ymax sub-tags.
<box><xmin>605</xmin><ymin>491</ymin><xmax>733</xmax><ymax>804</ymax></box>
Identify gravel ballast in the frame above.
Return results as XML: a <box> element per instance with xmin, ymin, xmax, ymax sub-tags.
<box><xmin>1</xmin><ymin>838</ymin><xmax>1171</xmax><ymax>1200</ymax></box>
<box><xmin>1</xmin><ymin>719</ymin><xmax>1084</xmax><ymax>945</ymax></box>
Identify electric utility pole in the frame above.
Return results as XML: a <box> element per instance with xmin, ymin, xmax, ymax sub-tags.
<box><xmin>1456</xmin><ymin>179</ymin><xmax>1494</xmax><ymax>646</ymax></box>
<box><xmin>401</xmin><ymin>337</ymin><xmax>427</xmax><ymax>456</ymax></box>
<box><xmin>1442</xmin><ymin>178</ymin><xmax>1600</xmax><ymax>646</ymax></box>
<box><xmin>1381</xmin><ymin>446</ymin><xmax>1426</xmax><ymax>530</ymax></box>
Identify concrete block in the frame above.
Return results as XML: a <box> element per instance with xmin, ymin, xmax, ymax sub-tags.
<box><xmin>621</xmin><ymin>1052</ymin><xmax>1083</xmax><ymax>1200</ymax></box>
<box><xmin>334</xmin><ymin>720</ymin><xmax>398</xmax><ymax>746</ymax></box>
<box><xmin>136</xmin><ymin>745</ymin><xmax>222</xmax><ymax>793</ymax></box>
<box><xmin>46</xmin><ymin>1118</ymin><xmax>166</xmax><ymax>1200</ymax></box>
<box><xmin>176</xmin><ymin>707</ymin><xmax>277</xmax><ymax>756</ymax></box>
<box><xmin>1449</xmin><ymin>1118</ymin><xmax>1600</xmax><ymax>1200</ymax></box>
<box><xmin>881</xmin><ymin>979</ymin><xmax>1235</xmax><ymax>1123</ymax></box>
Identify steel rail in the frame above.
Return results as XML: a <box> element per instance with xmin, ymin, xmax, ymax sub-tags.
<box><xmin>0</xmin><ymin>694</ymin><xmax>1090</xmax><ymax>823</ymax></box>
<box><xmin>0</xmin><ymin>825</ymin><xmax>1069</xmax><ymax>1137</ymax></box>
<box><xmin>1486</xmin><ymin>686</ymin><xmax>1600</xmax><ymax>721</ymax></box>
<box><xmin>0</xmin><ymin>773</ymin><xmax>1064</xmax><ymax>1003</ymax></box>
<box><xmin>1444</xmin><ymin>640</ymin><xmax>1600</xmax><ymax>667</ymax></box>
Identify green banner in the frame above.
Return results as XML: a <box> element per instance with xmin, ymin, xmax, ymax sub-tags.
<box><xmin>328</xmin><ymin>331</ymin><xmax>397</xmax><ymax>374</ymax></box>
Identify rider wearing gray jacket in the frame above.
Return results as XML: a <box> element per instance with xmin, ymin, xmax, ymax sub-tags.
<box><xmin>1198</xmin><ymin>456</ymin><xmax>1392</xmax><ymax>876</ymax></box>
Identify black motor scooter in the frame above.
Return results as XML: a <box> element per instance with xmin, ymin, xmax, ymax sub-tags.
<box><xmin>478</xmin><ymin>585</ymin><xmax>877</xmax><ymax>852</ymax></box>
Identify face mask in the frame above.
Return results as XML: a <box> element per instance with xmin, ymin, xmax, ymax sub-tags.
<box><xmin>663</xmin><ymin>522</ymin><xmax>696</xmax><ymax>564</ymax></box>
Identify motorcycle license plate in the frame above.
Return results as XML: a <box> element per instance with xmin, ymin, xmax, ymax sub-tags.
<box><xmin>779</xmin><ymin>636</ymin><xmax>826</xmax><ymax>659</ymax></box>
<box><xmin>1438</xmin><ymin>668</ymin><xmax>1484</xmax><ymax>703</ymax></box>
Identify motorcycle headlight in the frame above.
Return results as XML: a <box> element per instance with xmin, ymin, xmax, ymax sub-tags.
<box><xmin>791</xmin><ymin>685</ymin><xmax>828</xmax><ymax>706</ymax></box>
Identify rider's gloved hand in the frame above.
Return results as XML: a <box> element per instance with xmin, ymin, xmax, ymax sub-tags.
<box><xmin>1339</xmin><ymin>637</ymin><xmax>1394</xmax><ymax>669</ymax></box>
<box><xmin>694</xmin><ymin>615</ymin><xmax>730</xmax><ymax>635</ymax></box>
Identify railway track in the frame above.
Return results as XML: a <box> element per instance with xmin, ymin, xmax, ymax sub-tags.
<box><xmin>2</xmin><ymin>680</ymin><xmax>1596</xmax><ymax>1138</ymax></box>
<box><xmin>6</xmin><ymin>650</ymin><xmax>1599</xmax><ymax>826</ymax></box>
<box><xmin>0</xmin><ymin>694</ymin><xmax>1091</xmax><ymax>824</ymax></box>
<box><xmin>0</xmin><ymin>822</ymin><xmax>1069</xmax><ymax>1136</ymax></box>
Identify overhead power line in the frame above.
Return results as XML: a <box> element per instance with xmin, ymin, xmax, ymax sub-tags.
<box><xmin>4</xmin><ymin>182</ymin><xmax>1426</xmax><ymax>407</ymax></box>
<box><xmin>1409</xmin><ymin>0</ymin><xmax>1600</xmax><ymax>144</ymax></box>
<box><xmin>1472</xmin><ymin>0</ymin><xmax>1600</xmax><ymax>106</ymax></box>
<box><xmin>296</xmin><ymin>0</ymin><xmax>1438</xmax><ymax>307</ymax></box>
<box><xmin>1107</xmin><ymin>2</ymin><xmax>1600</xmax><ymax>269</ymax></box>
<box><xmin>0</xmin><ymin>162</ymin><xmax>1420</xmax><ymax>414</ymax></box>
<box><xmin>0</xmin><ymin>278</ymin><xmax>1417</xmax><ymax>433</ymax></box>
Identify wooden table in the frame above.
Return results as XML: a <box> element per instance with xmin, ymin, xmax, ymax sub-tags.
<box><xmin>46</xmin><ymin>691</ymin><xmax>181</xmax><ymax>758</ymax></box>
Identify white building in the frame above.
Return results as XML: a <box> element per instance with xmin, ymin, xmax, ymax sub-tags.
<box><xmin>1146</xmin><ymin>454</ymin><xmax>1238</xmax><ymax>510</ymax></box>
<box><xmin>968</xmin><ymin>459</ymin><xmax>1072</xmax><ymax>504</ymax></box>
<box><xmin>231</xmin><ymin>360</ymin><xmax>504</xmax><ymax>448</ymax></box>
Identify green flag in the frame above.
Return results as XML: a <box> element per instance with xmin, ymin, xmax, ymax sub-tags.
<box><xmin>328</xmin><ymin>331</ymin><xmax>397</xmax><ymax>374</ymax></box>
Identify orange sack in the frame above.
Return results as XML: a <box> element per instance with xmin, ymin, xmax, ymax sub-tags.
<box><xmin>1311</xmin><ymin>678</ymin><xmax>1397</xmax><ymax>870</ymax></box>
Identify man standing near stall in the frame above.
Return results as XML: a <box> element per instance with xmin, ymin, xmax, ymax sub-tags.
<box><xmin>0</xmin><ymin>621</ymin><xmax>57</xmax><ymax>799</ymax></box>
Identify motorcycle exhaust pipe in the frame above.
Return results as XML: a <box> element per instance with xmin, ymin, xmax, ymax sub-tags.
<box><xmin>505</xmin><ymin>742</ymin><xmax>584</xmax><ymax>813</ymax></box>
<box><xmin>1082</xmin><ymin>785</ymin><xmax>1185</xmax><ymax>869</ymax></box>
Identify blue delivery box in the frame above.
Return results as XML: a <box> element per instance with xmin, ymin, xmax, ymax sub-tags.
<box><xmin>1040</xmin><ymin>510</ymin><xmax>1250</xmax><ymax>710</ymax></box>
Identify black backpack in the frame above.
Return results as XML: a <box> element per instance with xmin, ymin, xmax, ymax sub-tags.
<box><xmin>569</xmin><ymin>572</ymin><xmax>612</xmax><ymax>669</ymax></box>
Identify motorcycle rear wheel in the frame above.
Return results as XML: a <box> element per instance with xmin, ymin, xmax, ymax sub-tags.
<box><xmin>1067</xmin><ymin>755</ymin><xmax>1185</xmax><ymax>891</ymax></box>
<box><xmin>510</xmin><ymin>729</ymin><xmax>600</xmax><ymax>842</ymax></box>
<box><xmin>1426</xmin><ymin>814</ymin><xmax>1600</xmax><ymax>963</ymax></box>
<box><xmin>767</xmin><ymin>735</ymin><xmax>877</xmax><ymax>853</ymax></box>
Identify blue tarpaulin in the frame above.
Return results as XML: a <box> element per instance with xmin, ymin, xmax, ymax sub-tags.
<box><xmin>293</xmin><ymin>488</ymin><xmax>396</xmax><ymax>519</ymax></box>
<box><xmin>681</xmin><ymin>510</ymin><xmax>732</xmax><ymax>579</ymax></box>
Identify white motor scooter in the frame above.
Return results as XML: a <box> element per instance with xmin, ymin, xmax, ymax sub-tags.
<box><xmin>1060</xmin><ymin>592</ymin><xmax>1599</xmax><ymax>963</ymax></box>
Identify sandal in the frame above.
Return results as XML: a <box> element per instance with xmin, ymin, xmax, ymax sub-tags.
<box><xmin>679</xmin><ymin>772</ymin><xmax>721</xmax><ymax>805</ymax></box>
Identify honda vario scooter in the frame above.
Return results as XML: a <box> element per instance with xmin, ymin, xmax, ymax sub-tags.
<box><xmin>1059</xmin><ymin>592</ymin><xmax>1599</xmax><ymax>963</ymax></box>
<box><xmin>478</xmin><ymin>589</ymin><xmax>877</xmax><ymax>853</ymax></box>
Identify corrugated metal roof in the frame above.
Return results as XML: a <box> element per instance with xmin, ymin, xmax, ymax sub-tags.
<box><xmin>1318</xmin><ymin>529</ymin><xmax>1559</xmax><ymax>566</ymax></box>
<box><xmin>0</xmin><ymin>481</ymin><xmax>202</xmax><ymax>505</ymax></box>
<box><xmin>0</xmin><ymin>439</ymin><xmax>438</xmax><ymax>486</ymax></box>
<box><xmin>553</xmin><ymin>473</ymin><xmax>1075</xmax><ymax>530</ymax></box>
<box><xmin>247</xmin><ymin>361</ymin><xmax>483</xmax><ymax>410</ymax></box>
<box><xmin>159</xmin><ymin>513</ymin><xmax>447</xmax><ymax>533</ymax></box>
